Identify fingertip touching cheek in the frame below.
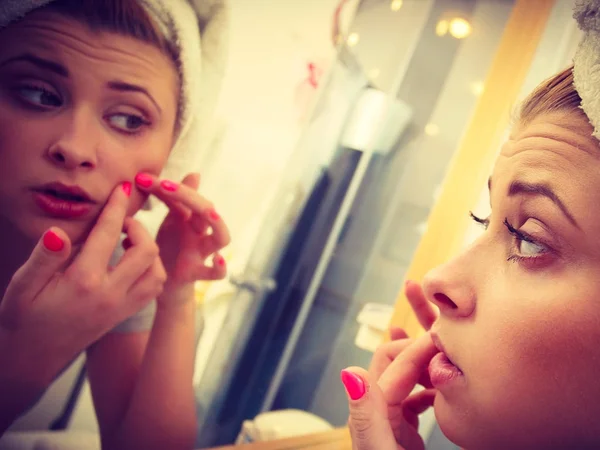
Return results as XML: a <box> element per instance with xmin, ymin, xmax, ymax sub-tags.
<box><xmin>422</xmin><ymin>68</ymin><xmax>600</xmax><ymax>448</ymax></box>
<box><xmin>0</xmin><ymin>11</ymin><xmax>179</xmax><ymax>245</ymax></box>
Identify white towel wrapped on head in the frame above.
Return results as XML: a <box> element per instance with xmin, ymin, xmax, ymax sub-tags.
<box><xmin>574</xmin><ymin>0</ymin><xmax>600</xmax><ymax>140</ymax></box>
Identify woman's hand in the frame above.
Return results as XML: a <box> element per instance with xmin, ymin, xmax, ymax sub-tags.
<box><xmin>341</xmin><ymin>280</ymin><xmax>440</xmax><ymax>450</ymax></box>
<box><xmin>369</xmin><ymin>281</ymin><xmax>437</xmax><ymax>383</ymax></box>
<box><xmin>0</xmin><ymin>183</ymin><xmax>165</xmax><ymax>388</ymax></box>
<box><xmin>133</xmin><ymin>172</ymin><xmax>231</xmax><ymax>308</ymax></box>
<box><xmin>404</xmin><ymin>280</ymin><xmax>438</xmax><ymax>331</ymax></box>
<box><xmin>343</xmin><ymin>333</ymin><xmax>438</xmax><ymax>450</ymax></box>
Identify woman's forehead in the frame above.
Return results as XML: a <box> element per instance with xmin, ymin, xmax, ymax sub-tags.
<box><xmin>1</xmin><ymin>12</ymin><xmax>171</xmax><ymax>72</ymax></box>
<box><xmin>490</xmin><ymin>114</ymin><xmax>600</xmax><ymax>221</ymax></box>
<box><xmin>497</xmin><ymin>112</ymin><xmax>599</xmax><ymax>172</ymax></box>
<box><xmin>0</xmin><ymin>11</ymin><xmax>179</xmax><ymax>110</ymax></box>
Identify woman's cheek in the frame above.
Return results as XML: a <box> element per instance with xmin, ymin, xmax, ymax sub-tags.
<box><xmin>127</xmin><ymin>189</ymin><xmax>149</xmax><ymax>217</ymax></box>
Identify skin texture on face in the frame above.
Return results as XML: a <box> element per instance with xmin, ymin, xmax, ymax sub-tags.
<box><xmin>0</xmin><ymin>10</ymin><xmax>179</xmax><ymax>246</ymax></box>
<box><xmin>423</xmin><ymin>111</ymin><xmax>600</xmax><ymax>449</ymax></box>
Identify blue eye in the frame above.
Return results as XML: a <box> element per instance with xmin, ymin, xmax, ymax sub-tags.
<box><xmin>517</xmin><ymin>239</ymin><xmax>547</xmax><ymax>257</ymax></box>
<box><xmin>503</xmin><ymin>218</ymin><xmax>550</xmax><ymax>263</ymax></box>
<box><xmin>107</xmin><ymin>113</ymin><xmax>150</xmax><ymax>133</ymax></box>
<box><xmin>16</xmin><ymin>85</ymin><xmax>61</xmax><ymax>107</ymax></box>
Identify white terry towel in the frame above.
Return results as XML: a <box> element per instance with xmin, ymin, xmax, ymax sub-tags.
<box><xmin>574</xmin><ymin>0</ymin><xmax>600</xmax><ymax>140</ymax></box>
<box><xmin>0</xmin><ymin>0</ymin><xmax>229</xmax><ymax>235</ymax></box>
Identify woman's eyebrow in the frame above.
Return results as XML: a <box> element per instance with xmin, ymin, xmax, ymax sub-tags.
<box><xmin>0</xmin><ymin>54</ymin><xmax>162</xmax><ymax>116</ymax></box>
<box><xmin>508</xmin><ymin>180</ymin><xmax>580</xmax><ymax>228</ymax></box>
<box><xmin>0</xmin><ymin>53</ymin><xmax>68</xmax><ymax>77</ymax></box>
<box><xmin>106</xmin><ymin>80</ymin><xmax>162</xmax><ymax>116</ymax></box>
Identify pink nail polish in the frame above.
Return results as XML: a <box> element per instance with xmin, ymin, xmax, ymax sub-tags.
<box><xmin>122</xmin><ymin>182</ymin><xmax>132</xmax><ymax>197</ymax></box>
<box><xmin>208</xmin><ymin>208</ymin><xmax>220</xmax><ymax>221</ymax></box>
<box><xmin>135</xmin><ymin>173</ymin><xmax>153</xmax><ymax>188</ymax></box>
<box><xmin>160</xmin><ymin>180</ymin><xmax>178</xmax><ymax>192</ymax></box>
<box><xmin>340</xmin><ymin>369</ymin><xmax>366</xmax><ymax>400</ymax></box>
<box><xmin>43</xmin><ymin>230</ymin><xmax>64</xmax><ymax>252</ymax></box>
<box><xmin>217</xmin><ymin>256</ymin><xmax>226</xmax><ymax>267</ymax></box>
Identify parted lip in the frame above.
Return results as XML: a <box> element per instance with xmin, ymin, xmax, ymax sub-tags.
<box><xmin>430</xmin><ymin>331</ymin><xmax>461</xmax><ymax>370</ymax></box>
<box><xmin>33</xmin><ymin>182</ymin><xmax>95</xmax><ymax>203</ymax></box>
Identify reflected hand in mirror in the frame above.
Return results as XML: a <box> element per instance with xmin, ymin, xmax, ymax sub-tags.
<box><xmin>0</xmin><ymin>183</ymin><xmax>165</xmax><ymax>427</ymax></box>
<box><xmin>133</xmin><ymin>172</ymin><xmax>231</xmax><ymax>308</ymax></box>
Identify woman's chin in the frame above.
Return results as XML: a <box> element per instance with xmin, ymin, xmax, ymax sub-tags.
<box><xmin>19</xmin><ymin>217</ymin><xmax>92</xmax><ymax>247</ymax></box>
<box><xmin>433</xmin><ymin>393</ymin><xmax>473</xmax><ymax>449</ymax></box>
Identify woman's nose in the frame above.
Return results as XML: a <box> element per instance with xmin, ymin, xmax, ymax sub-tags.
<box><xmin>46</xmin><ymin>116</ymin><xmax>99</xmax><ymax>170</ymax></box>
<box><xmin>47</xmin><ymin>144</ymin><xmax>97</xmax><ymax>169</ymax></box>
<box><xmin>422</xmin><ymin>257</ymin><xmax>477</xmax><ymax>319</ymax></box>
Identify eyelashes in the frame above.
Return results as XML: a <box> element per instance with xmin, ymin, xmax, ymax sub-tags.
<box><xmin>469</xmin><ymin>212</ymin><xmax>550</xmax><ymax>264</ymax></box>
<box><xmin>502</xmin><ymin>218</ymin><xmax>536</xmax><ymax>244</ymax></box>
<box><xmin>469</xmin><ymin>211</ymin><xmax>489</xmax><ymax>229</ymax></box>
<box><xmin>469</xmin><ymin>211</ymin><xmax>536</xmax><ymax>243</ymax></box>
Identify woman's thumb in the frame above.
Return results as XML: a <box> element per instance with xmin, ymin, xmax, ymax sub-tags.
<box><xmin>341</xmin><ymin>367</ymin><xmax>398</xmax><ymax>450</ymax></box>
<box><xmin>5</xmin><ymin>228</ymin><xmax>72</xmax><ymax>301</ymax></box>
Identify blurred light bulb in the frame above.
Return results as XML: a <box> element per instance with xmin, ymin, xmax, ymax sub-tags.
<box><xmin>470</xmin><ymin>81</ymin><xmax>485</xmax><ymax>96</ymax></box>
<box><xmin>449</xmin><ymin>17</ymin><xmax>472</xmax><ymax>39</ymax></box>
<box><xmin>347</xmin><ymin>32</ymin><xmax>360</xmax><ymax>47</ymax></box>
<box><xmin>391</xmin><ymin>0</ymin><xmax>403</xmax><ymax>11</ymax></box>
<box><xmin>424</xmin><ymin>123</ymin><xmax>439</xmax><ymax>136</ymax></box>
<box><xmin>436</xmin><ymin>19</ymin><xmax>449</xmax><ymax>36</ymax></box>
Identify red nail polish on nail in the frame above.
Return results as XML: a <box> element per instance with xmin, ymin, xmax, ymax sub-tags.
<box><xmin>122</xmin><ymin>238</ymin><xmax>133</xmax><ymax>250</ymax></box>
<box><xmin>209</xmin><ymin>208</ymin><xmax>220</xmax><ymax>221</ymax></box>
<box><xmin>43</xmin><ymin>230</ymin><xmax>64</xmax><ymax>252</ymax></box>
<box><xmin>340</xmin><ymin>369</ymin><xmax>366</xmax><ymax>400</ymax></box>
<box><xmin>122</xmin><ymin>182</ymin><xmax>132</xmax><ymax>197</ymax></box>
<box><xmin>217</xmin><ymin>256</ymin><xmax>226</xmax><ymax>267</ymax></box>
<box><xmin>135</xmin><ymin>173</ymin><xmax>153</xmax><ymax>188</ymax></box>
<box><xmin>160</xmin><ymin>180</ymin><xmax>178</xmax><ymax>192</ymax></box>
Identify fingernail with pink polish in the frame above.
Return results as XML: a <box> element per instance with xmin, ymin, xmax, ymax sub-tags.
<box><xmin>208</xmin><ymin>208</ymin><xmax>220</xmax><ymax>221</ymax></box>
<box><xmin>43</xmin><ymin>230</ymin><xmax>64</xmax><ymax>252</ymax></box>
<box><xmin>160</xmin><ymin>180</ymin><xmax>178</xmax><ymax>192</ymax></box>
<box><xmin>122</xmin><ymin>182</ymin><xmax>132</xmax><ymax>197</ymax></box>
<box><xmin>135</xmin><ymin>173</ymin><xmax>153</xmax><ymax>188</ymax></box>
<box><xmin>340</xmin><ymin>369</ymin><xmax>366</xmax><ymax>400</ymax></box>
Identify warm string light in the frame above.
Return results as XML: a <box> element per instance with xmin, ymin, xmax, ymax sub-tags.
<box><xmin>436</xmin><ymin>17</ymin><xmax>472</xmax><ymax>39</ymax></box>
<box><xmin>390</xmin><ymin>0</ymin><xmax>403</xmax><ymax>11</ymax></box>
<box><xmin>347</xmin><ymin>32</ymin><xmax>360</xmax><ymax>47</ymax></box>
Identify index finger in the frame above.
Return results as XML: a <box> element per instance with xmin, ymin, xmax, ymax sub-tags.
<box><xmin>75</xmin><ymin>182</ymin><xmax>130</xmax><ymax>270</ymax></box>
<box><xmin>378</xmin><ymin>332</ymin><xmax>438</xmax><ymax>406</ymax></box>
<box><xmin>405</xmin><ymin>280</ymin><xmax>438</xmax><ymax>331</ymax></box>
<box><xmin>139</xmin><ymin>175</ymin><xmax>231</xmax><ymax>247</ymax></box>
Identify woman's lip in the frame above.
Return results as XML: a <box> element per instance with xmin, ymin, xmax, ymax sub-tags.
<box><xmin>430</xmin><ymin>332</ymin><xmax>461</xmax><ymax>370</ymax></box>
<box><xmin>34</xmin><ymin>182</ymin><xmax>95</xmax><ymax>203</ymax></box>
<box><xmin>32</xmin><ymin>191</ymin><xmax>94</xmax><ymax>219</ymax></box>
<box><xmin>429</xmin><ymin>352</ymin><xmax>464</xmax><ymax>387</ymax></box>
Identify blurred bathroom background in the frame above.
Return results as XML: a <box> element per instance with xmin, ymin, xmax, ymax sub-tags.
<box><xmin>7</xmin><ymin>1</ymin><xmax>581</xmax><ymax>449</ymax></box>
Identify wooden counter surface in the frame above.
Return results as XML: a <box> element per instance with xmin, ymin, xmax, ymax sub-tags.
<box><xmin>208</xmin><ymin>428</ymin><xmax>351</xmax><ymax>450</ymax></box>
